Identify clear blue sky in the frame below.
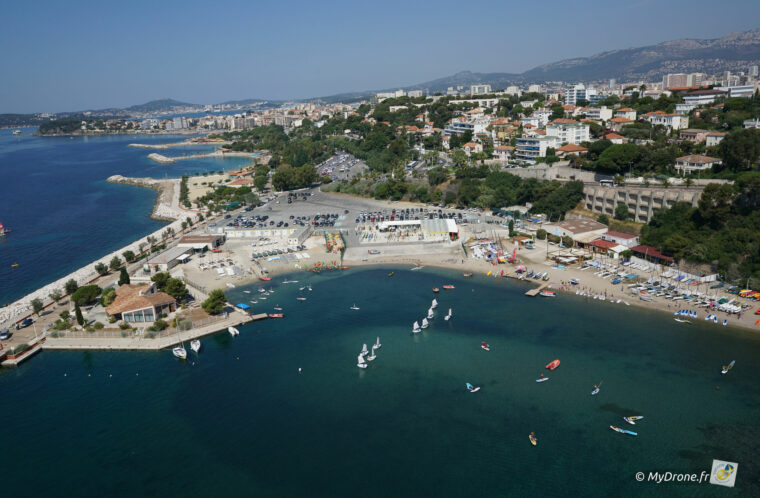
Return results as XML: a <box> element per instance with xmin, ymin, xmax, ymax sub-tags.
<box><xmin>1</xmin><ymin>0</ymin><xmax>758</xmax><ymax>113</ymax></box>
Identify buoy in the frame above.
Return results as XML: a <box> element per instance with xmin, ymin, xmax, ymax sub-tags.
<box><xmin>64</xmin><ymin>373</ymin><xmax>67</xmax><ymax>377</ymax></box>
<box><xmin>298</xmin><ymin>367</ymin><xmax>302</xmax><ymax>373</ymax></box>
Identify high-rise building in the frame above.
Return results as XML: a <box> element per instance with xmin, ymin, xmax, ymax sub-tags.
<box><xmin>663</xmin><ymin>73</ymin><xmax>688</xmax><ymax>89</ymax></box>
<box><xmin>609</xmin><ymin>78</ymin><xmax>616</xmax><ymax>89</ymax></box>
<box><xmin>750</xmin><ymin>65</ymin><xmax>759</xmax><ymax>77</ymax></box>
<box><xmin>564</xmin><ymin>84</ymin><xmax>586</xmax><ymax>105</ymax></box>
<box><xmin>528</xmin><ymin>84</ymin><xmax>542</xmax><ymax>93</ymax></box>
<box><xmin>686</xmin><ymin>73</ymin><xmax>705</xmax><ymax>86</ymax></box>
<box><xmin>470</xmin><ymin>84</ymin><xmax>492</xmax><ymax>95</ymax></box>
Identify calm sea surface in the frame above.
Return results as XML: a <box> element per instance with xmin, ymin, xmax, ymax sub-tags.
<box><xmin>2</xmin><ymin>267</ymin><xmax>758</xmax><ymax>497</ymax></box>
<box><xmin>0</xmin><ymin>128</ymin><xmax>252</xmax><ymax>305</ymax></box>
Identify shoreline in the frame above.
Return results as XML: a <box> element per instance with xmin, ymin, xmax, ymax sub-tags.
<box><xmin>107</xmin><ymin>175</ymin><xmax>183</xmax><ymax>221</ymax></box>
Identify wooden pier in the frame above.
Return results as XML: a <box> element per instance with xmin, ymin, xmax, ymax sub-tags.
<box><xmin>525</xmin><ymin>282</ymin><xmax>550</xmax><ymax>297</ymax></box>
<box><xmin>250</xmin><ymin>313</ymin><xmax>269</xmax><ymax>321</ymax></box>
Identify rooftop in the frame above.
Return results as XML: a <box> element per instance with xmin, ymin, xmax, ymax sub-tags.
<box><xmin>548</xmin><ymin>218</ymin><xmax>607</xmax><ymax>235</ymax></box>
<box><xmin>676</xmin><ymin>154</ymin><xmax>720</xmax><ymax>163</ymax></box>
<box><xmin>604</xmin><ymin>231</ymin><xmax>638</xmax><ymax>239</ymax></box>
<box><xmin>106</xmin><ymin>284</ymin><xmax>176</xmax><ymax>315</ymax></box>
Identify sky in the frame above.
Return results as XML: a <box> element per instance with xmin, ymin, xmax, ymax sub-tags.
<box><xmin>1</xmin><ymin>0</ymin><xmax>759</xmax><ymax>113</ymax></box>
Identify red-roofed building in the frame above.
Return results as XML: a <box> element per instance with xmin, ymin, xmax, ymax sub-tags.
<box><xmin>608</xmin><ymin>116</ymin><xmax>634</xmax><ymax>132</ymax></box>
<box><xmin>605</xmin><ymin>133</ymin><xmax>624</xmax><ymax>144</ymax></box>
<box><xmin>556</xmin><ymin>143</ymin><xmax>588</xmax><ymax>157</ymax></box>
<box><xmin>614</xmin><ymin>108</ymin><xmax>637</xmax><ymax>121</ymax></box>
<box><xmin>228</xmin><ymin>178</ymin><xmax>254</xmax><ymax>188</ymax></box>
<box><xmin>462</xmin><ymin>142</ymin><xmax>483</xmax><ymax>157</ymax></box>
<box><xmin>631</xmin><ymin>245</ymin><xmax>674</xmax><ymax>263</ymax></box>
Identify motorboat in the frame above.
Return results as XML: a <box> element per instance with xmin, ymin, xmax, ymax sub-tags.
<box><xmin>260</xmin><ymin>276</ymin><xmax>272</xmax><ymax>281</ymax></box>
<box><xmin>268</xmin><ymin>313</ymin><xmax>284</xmax><ymax>318</ymax></box>
<box><xmin>296</xmin><ymin>295</ymin><xmax>307</xmax><ymax>301</ymax></box>
<box><xmin>463</xmin><ymin>272</ymin><xmax>473</xmax><ymax>277</ymax></box>
<box><xmin>190</xmin><ymin>340</ymin><xmax>201</xmax><ymax>353</ymax></box>
<box><xmin>539</xmin><ymin>290</ymin><xmax>556</xmax><ymax>297</ymax></box>
<box><xmin>623</xmin><ymin>416</ymin><xmax>644</xmax><ymax>425</ymax></box>
<box><xmin>432</xmin><ymin>287</ymin><xmax>440</xmax><ymax>293</ymax></box>
<box><xmin>443</xmin><ymin>285</ymin><xmax>455</xmax><ymax>290</ymax></box>
<box><xmin>228</xmin><ymin>326</ymin><xmax>240</xmax><ymax>336</ymax></box>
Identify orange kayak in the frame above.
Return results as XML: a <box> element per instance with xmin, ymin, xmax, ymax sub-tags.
<box><xmin>546</xmin><ymin>359</ymin><xmax>560</xmax><ymax>370</ymax></box>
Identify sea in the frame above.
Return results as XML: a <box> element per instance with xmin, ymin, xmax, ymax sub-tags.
<box><xmin>0</xmin><ymin>128</ymin><xmax>253</xmax><ymax>305</ymax></box>
<box><xmin>2</xmin><ymin>267</ymin><xmax>759</xmax><ymax>497</ymax></box>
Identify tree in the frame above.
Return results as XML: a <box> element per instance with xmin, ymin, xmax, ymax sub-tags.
<box><xmin>100</xmin><ymin>287</ymin><xmax>117</xmax><ymax>307</ymax></box>
<box><xmin>508</xmin><ymin>220</ymin><xmax>515</xmax><ymax>237</ymax></box>
<box><xmin>49</xmin><ymin>289</ymin><xmax>63</xmax><ymax>303</ymax></box>
<box><xmin>165</xmin><ymin>278</ymin><xmax>188</xmax><ymax>301</ymax></box>
<box><xmin>719</xmin><ymin>129</ymin><xmax>760</xmax><ymax>171</ymax></box>
<box><xmin>31</xmin><ymin>298</ymin><xmax>44</xmax><ymax>316</ymax></box>
<box><xmin>94</xmin><ymin>262</ymin><xmax>109</xmax><ymax>276</ymax></box>
<box><xmin>75</xmin><ymin>303</ymin><xmax>84</xmax><ymax>326</ymax></box>
<box><xmin>614</xmin><ymin>202</ymin><xmax>630</xmax><ymax>221</ymax></box>
<box><xmin>151</xmin><ymin>272</ymin><xmax>170</xmax><ymax>291</ymax></box>
<box><xmin>71</xmin><ymin>285</ymin><xmax>102</xmax><ymax>306</ymax></box>
<box><xmin>122</xmin><ymin>250</ymin><xmax>136</xmax><ymax>263</ymax></box>
<box><xmin>118</xmin><ymin>268</ymin><xmax>130</xmax><ymax>286</ymax></box>
<box><xmin>451</xmin><ymin>149</ymin><xmax>468</xmax><ymax>167</ymax></box>
<box><xmin>697</xmin><ymin>183</ymin><xmax>736</xmax><ymax>228</ymax></box>
<box><xmin>109</xmin><ymin>256</ymin><xmax>122</xmax><ymax>271</ymax></box>
<box><xmin>64</xmin><ymin>279</ymin><xmax>79</xmax><ymax>295</ymax></box>
<box><xmin>597</xmin><ymin>213</ymin><xmax>610</xmax><ymax>225</ymax></box>
<box><xmin>59</xmin><ymin>310</ymin><xmax>70</xmax><ymax>321</ymax></box>
<box><xmin>428</xmin><ymin>167</ymin><xmax>448</xmax><ymax>186</ymax></box>
<box><xmin>202</xmin><ymin>289</ymin><xmax>227</xmax><ymax>315</ymax></box>
<box><xmin>536</xmin><ymin>228</ymin><xmax>547</xmax><ymax>240</ymax></box>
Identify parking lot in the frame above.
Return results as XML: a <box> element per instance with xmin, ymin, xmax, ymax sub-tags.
<box><xmin>317</xmin><ymin>152</ymin><xmax>367</xmax><ymax>181</ymax></box>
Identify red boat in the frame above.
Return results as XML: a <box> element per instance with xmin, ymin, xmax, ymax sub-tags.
<box><xmin>432</xmin><ymin>288</ymin><xmax>440</xmax><ymax>293</ymax></box>
<box><xmin>481</xmin><ymin>342</ymin><xmax>490</xmax><ymax>351</ymax></box>
<box><xmin>268</xmin><ymin>313</ymin><xmax>283</xmax><ymax>318</ymax></box>
<box><xmin>545</xmin><ymin>359</ymin><xmax>560</xmax><ymax>370</ymax></box>
<box><xmin>211</xmin><ymin>248</ymin><xmax>222</xmax><ymax>253</ymax></box>
<box><xmin>260</xmin><ymin>276</ymin><xmax>272</xmax><ymax>281</ymax></box>
<box><xmin>443</xmin><ymin>285</ymin><xmax>455</xmax><ymax>290</ymax></box>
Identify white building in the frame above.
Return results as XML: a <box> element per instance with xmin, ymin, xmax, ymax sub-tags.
<box><xmin>514</xmin><ymin>136</ymin><xmax>559</xmax><ymax>162</ymax></box>
<box><xmin>564</xmin><ymin>84</ymin><xmax>586</xmax><ymax>106</ymax></box>
<box><xmin>705</xmin><ymin>132</ymin><xmax>727</xmax><ymax>147</ymax></box>
<box><xmin>743</xmin><ymin>118</ymin><xmax>760</xmax><ymax>129</ymax></box>
<box><xmin>585</xmin><ymin>107</ymin><xmax>613</xmax><ymax>121</ymax></box>
<box><xmin>545</xmin><ymin>119</ymin><xmax>590</xmax><ymax>145</ymax></box>
<box><xmin>614</xmin><ymin>108</ymin><xmax>637</xmax><ymax>121</ymax></box>
<box><xmin>674</xmin><ymin>155</ymin><xmax>721</xmax><ymax>175</ymax></box>
<box><xmin>407</xmin><ymin>90</ymin><xmax>424</xmax><ymax>98</ymax></box>
<box><xmin>682</xmin><ymin>89</ymin><xmax>727</xmax><ymax>107</ymax></box>
<box><xmin>528</xmin><ymin>84</ymin><xmax>543</xmax><ymax>93</ymax></box>
<box><xmin>600</xmin><ymin>231</ymin><xmax>639</xmax><ymax>248</ymax></box>
<box><xmin>470</xmin><ymin>84</ymin><xmax>492</xmax><ymax>95</ymax></box>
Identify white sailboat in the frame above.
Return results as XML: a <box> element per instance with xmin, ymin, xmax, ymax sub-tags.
<box><xmin>190</xmin><ymin>339</ymin><xmax>201</xmax><ymax>353</ymax></box>
<box><xmin>172</xmin><ymin>346</ymin><xmax>187</xmax><ymax>359</ymax></box>
<box><xmin>367</xmin><ymin>345</ymin><xmax>377</xmax><ymax>361</ymax></box>
<box><xmin>431</xmin><ymin>298</ymin><xmax>438</xmax><ymax>309</ymax></box>
<box><xmin>421</xmin><ymin>318</ymin><xmax>429</xmax><ymax>329</ymax></box>
<box><xmin>361</xmin><ymin>343</ymin><xmax>369</xmax><ymax>356</ymax></box>
<box><xmin>375</xmin><ymin>337</ymin><xmax>381</xmax><ymax>349</ymax></box>
<box><xmin>427</xmin><ymin>308</ymin><xmax>434</xmax><ymax>319</ymax></box>
<box><xmin>350</xmin><ymin>304</ymin><xmax>360</xmax><ymax>310</ymax></box>
<box><xmin>444</xmin><ymin>308</ymin><xmax>452</xmax><ymax>321</ymax></box>
<box><xmin>228</xmin><ymin>326</ymin><xmax>240</xmax><ymax>336</ymax></box>
<box><xmin>357</xmin><ymin>354</ymin><xmax>367</xmax><ymax>369</ymax></box>
<box><xmin>412</xmin><ymin>321</ymin><xmax>421</xmax><ymax>333</ymax></box>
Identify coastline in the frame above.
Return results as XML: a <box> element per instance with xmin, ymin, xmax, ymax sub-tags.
<box><xmin>107</xmin><ymin>175</ymin><xmax>183</xmax><ymax>221</ymax></box>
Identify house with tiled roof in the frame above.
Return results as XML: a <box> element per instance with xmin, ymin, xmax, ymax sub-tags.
<box><xmin>608</xmin><ymin>116</ymin><xmax>634</xmax><ymax>132</ymax></box>
<box><xmin>462</xmin><ymin>142</ymin><xmax>483</xmax><ymax>156</ymax></box>
<box><xmin>705</xmin><ymin>131</ymin><xmax>727</xmax><ymax>147</ymax></box>
<box><xmin>556</xmin><ymin>143</ymin><xmax>588</xmax><ymax>157</ymax></box>
<box><xmin>228</xmin><ymin>178</ymin><xmax>254</xmax><ymax>188</ymax></box>
<box><xmin>105</xmin><ymin>283</ymin><xmax>177</xmax><ymax>324</ymax></box>
<box><xmin>675</xmin><ymin>155</ymin><xmax>721</xmax><ymax>175</ymax></box>
<box><xmin>614</xmin><ymin>108</ymin><xmax>637</xmax><ymax>120</ymax></box>
<box><xmin>604</xmin><ymin>133</ymin><xmax>624</xmax><ymax>144</ymax></box>
<box><xmin>494</xmin><ymin>145</ymin><xmax>514</xmax><ymax>162</ymax></box>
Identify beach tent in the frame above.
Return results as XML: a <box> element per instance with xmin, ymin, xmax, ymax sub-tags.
<box><xmin>236</xmin><ymin>303</ymin><xmax>250</xmax><ymax>310</ymax></box>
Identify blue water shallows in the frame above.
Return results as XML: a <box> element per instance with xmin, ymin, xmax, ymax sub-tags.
<box><xmin>0</xmin><ymin>130</ymin><xmax>252</xmax><ymax>305</ymax></box>
<box><xmin>2</xmin><ymin>268</ymin><xmax>758</xmax><ymax>497</ymax></box>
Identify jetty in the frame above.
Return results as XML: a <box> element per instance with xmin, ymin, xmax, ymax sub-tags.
<box><xmin>525</xmin><ymin>282</ymin><xmax>550</xmax><ymax>297</ymax></box>
<box><xmin>129</xmin><ymin>139</ymin><xmax>231</xmax><ymax>150</ymax></box>
<box><xmin>147</xmin><ymin>150</ymin><xmax>257</xmax><ymax>164</ymax></box>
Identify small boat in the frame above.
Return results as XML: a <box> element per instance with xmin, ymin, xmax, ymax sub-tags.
<box><xmin>421</xmin><ymin>318</ymin><xmax>429</xmax><ymax>329</ymax></box>
<box><xmin>350</xmin><ymin>304</ymin><xmax>360</xmax><ymax>310</ymax></box>
<box><xmin>268</xmin><ymin>313</ymin><xmax>283</xmax><ymax>318</ymax></box>
<box><xmin>481</xmin><ymin>342</ymin><xmax>490</xmax><ymax>351</ymax></box>
<box><xmin>466</xmin><ymin>382</ymin><xmax>480</xmax><ymax>393</ymax></box>
<box><xmin>260</xmin><ymin>276</ymin><xmax>272</xmax><ymax>281</ymax></box>
<box><xmin>172</xmin><ymin>346</ymin><xmax>187</xmax><ymax>360</ymax></box>
<box><xmin>539</xmin><ymin>290</ymin><xmax>556</xmax><ymax>297</ymax></box>
<box><xmin>444</xmin><ymin>308</ymin><xmax>452</xmax><ymax>321</ymax></box>
<box><xmin>259</xmin><ymin>296</ymin><xmax>267</xmax><ymax>300</ymax></box>
<box><xmin>307</xmin><ymin>285</ymin><xmax>312</xmax><ymax>291</ymax></box>
<box><xmin>243</xmin><ymin>290</ymin><xmax>251</xmax><ymax>294</ymax></box>
<box><xmin>375</xmin><ymin>337</ymin><xmax>381</xmax><ymax>349</ymax></box>
<box><xmin>721</xmin><ymin>360</ymin><xmax>735</xmax><ymax>375</ymax></box>
<box><xmin>299</xmin><ymin>286</ymin><xmax>306</xmax><ymax>291</ymax></box>
<box><xmin>443</xmin><ymin>285</ymin><xmax>455</xmax><ymax>290</ymax></box>
<box><xmin>274</xmin><ymin>306</ymin><xmax>283</xmax><ymax>311</ymax></box>
<box><xmin>546</xmin><ymin>359</ymin><xmax>560</xmax><ymax>370</ymax></box>
<box><xmin>296</xmin><ymin>295</ymin><xmax>307</xmax><ymax>301</ymax></box>
<box><xmin>431</xmin><ymin>298</ymin><xmax>438</xmax><ymax>309</ymax></box>
<box><xmin>610</xmin><ymin>425</ymin><xmax>637</xmax><ymax>436</ymax></box>
<box><xmin>361</xmin><ymin>343</ymin><xmax>369</xmax><ymax>356</ymax></box>
<box><xmin>190</xmin><ymin>340</ymin><xmax>201</xmax><ymax>353</ymax></box>
<box><xmin>432</xmin><ymin>288</ymin><xmax>440</xmax><ymax>293</ymax></box>
<box><xmin>411</xmin><ymin>265</ymin><xmax>424</xmax><ymax>271</ymax></box>
<box><xmin>388</xmin><ymin>272</ymin><xmax>394</xmax><ymax>277</ymax></box>
<box><xmin>367</xmin><ymin>345</ymin><xmax>377</xmax><ymax>361</ymax></box>
<box><xmin>228</xmin><ymin>326</ymin><xmax>240</xmax><ymax>336</ymax></box>
<box><xmin>623</xmin><ymin>416</ymin><xmax>644</xmax><ymax>425</ymax></box>
<box><xmin>722</xmin><ymin>319</ymin><xmax>728</xmax><ymax>326</ymax></box>
<box><xmin>427</xmin><ymin>308</ymin><xmax>434</xmax><ymax>319</ymax></box>
<box><xmin>542</xmin><ymin>273</ymin><xmax>550</xmax><ymax>281</ymax></box>
<box><xmin>357</xmin><ymin>354</ymin><xmax>367</xmax><ymax>369</ymax></box>
<box><xmin>12</xmin><ymin>130</ymin><xmax>21</xmax><ymax>135</ymax></box>
<box><xmin>536</xmin><ymin>376</ymin><xmax>549</xmax><ymax>383</ymax></box>
<box><xmin>529</xmin><ymin>432</ymin><xmax>537</xmax><ymax>446</ymax></box>
<box><xmin>674</xmin><ymin>318</ymin><xmax>690</xmax><ymax>323</ymax></box>
<box><xmin>463</xmin><ymin>272</ymin><xmax>473</xmax><ymax>277</ymax></box>
<box><xmin>413</xmin><ymin>321</ymin><xmax>421</xmax><ymax>333</ymax></box>
<box><xmin>226</xmin><ymin>283</ymin><xmax>236</xmax><ymax>289</ymax></box>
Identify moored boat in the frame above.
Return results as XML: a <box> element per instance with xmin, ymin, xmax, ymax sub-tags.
<box><xmin>539</xmin><ymin>290</ymin><xmax>556</xmax><ymax>297</ymax></box>
<box><xmin>463</xmin><ymin>272</ymin><xmax>473</xmax><ymax>277</ymax></box>
<box><xmin>190</xmin><ymin>340</ymin><xmax>201</xmax><ymax>353</ymax></box>
<box><xmin>443</xmin><ymin>285</ymin><xmax>455</xmax><ymax>290</ymax></box>
<box><xmin>260</xmin><ymin>276</ymin><xmax>272</xmax><ymax>281</ymax></box>
<box><xmin>268</xmin><ymin>313</ymin><xmax>283</xmax><ymax>318</ymax></box>
<box><xmin>228</xmin><ymin>326</ymin><xmax>240</xmax><ymax>336</ymax></box>
<box><xmin>172</xmin><ymin>346</ymin><xmax>187</xmax><ymax>359</ymax></box>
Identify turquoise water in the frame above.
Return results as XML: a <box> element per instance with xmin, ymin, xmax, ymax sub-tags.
<box><xmin>0</xmin><ymin>129</ymin><xmax>253</xmax><ymax>305</ymax></box>
<box><xmin>2</xmin><ymin>267</ymin><xmax>758</xmax><ymax>497</ymax></box>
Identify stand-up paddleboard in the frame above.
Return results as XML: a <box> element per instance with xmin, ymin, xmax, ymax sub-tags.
<box><xmin>536</xmin><ymin>377</ymin><xmax>549</xmax><ymax>383</ymax></box>
<box><xmin>623</xmin><ymin>416</ymin><xmax>644</xmax><ymax>425</ymax></box>
<box><xmin>610</xmin><ymin>425</ymin><xmax>637</xmax><ymax>436</ymax></box>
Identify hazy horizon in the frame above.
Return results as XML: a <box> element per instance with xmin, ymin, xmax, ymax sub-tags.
<box><xmin>2</xmin><ymin>0</ymin><xmax>759</xmax><ymax>114</ymax></box>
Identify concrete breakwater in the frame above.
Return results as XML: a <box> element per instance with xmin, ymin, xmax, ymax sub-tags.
<box><xmin>147</xmin><ymin>150</ymin><xmax>256</xmax><ymax>164</ymax></box>
<box><xmin>107</xmin><ymin>175</ymin><xmax>183</xmax><ymax>221</ymax></box>
<box><xmin>129</xmin><ymin>139</ymin><xmax>231</xmax><ymax>150</ymax></box>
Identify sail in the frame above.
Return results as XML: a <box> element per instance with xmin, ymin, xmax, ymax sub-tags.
<box><xmin>422</xmin><ymin>318</ymin><xmax>428</xmax><ymax>326</ymax></box>
<box><xmin>432</xmin><ymin>299</ymin><xmax>438</xmax><ymax>306</ymax></box>
<box><xmin>466</xmin><ymin>383</ymin><xmax>474</xmax><ymax>390</ymax></box>
<box><xmin>413</xmin><ymin>321</ymin><xmax>419</xmax><ymax>329</ymax></box>
<box><xmin>362</xmin><ymin>343</ymin><xmax>368</xmax><ymax>354</ymax></box>
<box><xmin>448</xmin><ymin>308</ymin><xmax>452</xmax><ymax>316</ymax></box>
<box><xmin>357</xmin><ymin>354</ymin><xmax>365</xmax><ymax>364</ymax></box>
<box><xmin>375</xmin><ymin>337</ymin><xmax>381</xmax><ymax>346</ymax></box>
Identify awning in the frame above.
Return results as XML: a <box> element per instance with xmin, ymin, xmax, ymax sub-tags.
<box><xmin>176</xmin><ymin>254</ymin><xmax>191</xmax><ymax>262</ymax></box>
